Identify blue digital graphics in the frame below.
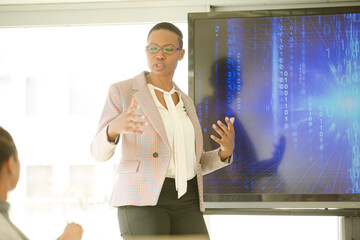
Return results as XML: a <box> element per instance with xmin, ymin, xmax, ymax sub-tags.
<box><xmin>195</xmin><ymin>13</ymin><xmax>360</xmax><ymax>195</ymax></box>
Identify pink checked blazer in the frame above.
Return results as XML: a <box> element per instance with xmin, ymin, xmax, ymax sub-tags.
<box><xmin>91</xmin><ymin>71</ymin><xmax>232</xmax><ymax>212</ymax></box>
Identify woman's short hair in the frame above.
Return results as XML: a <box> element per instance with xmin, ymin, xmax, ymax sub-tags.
<box><xmin>147</xmin><ymin>22</ymin><xmax>183</xmax><ymax>49</ymax></box>
<box><xmin>0</xmin><ymin>127</ymin><xmax>17</xmax><ymax>169</ymax></box>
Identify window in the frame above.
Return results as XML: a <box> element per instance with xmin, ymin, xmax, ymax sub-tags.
<box><xmin>69</xmin><ymin>165</ymin><xmax>94</xmax><ymax>198</ymax></box>
<box><xmin>0</xmin><ymin>23</ymin><xmax>338</xmax><ymax>240</ymax></box>
<box><xmin>0</xmin><ymin>76</ymin><xmax>12</xmax><ymax>114</ymax></box>
<box><xmin>26</xmin><ymin>166</ymin><xmax>53</xmax><ymax>198</ymax></box>
<box><xmin>0</xmin><ymin>23</ymin><xmax>188</xmax><ymax>240</ymax></box>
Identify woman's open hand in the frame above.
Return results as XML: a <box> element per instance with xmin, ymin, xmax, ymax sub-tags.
<box><xmin>107</xmin><ymin>98</ymin><xmax>148</xmax><ymax>141</ymax></box>
<box><xmin>210</xmin><ymin>117</ymin><xmax>235</xmax><ymax>160</ymax></box>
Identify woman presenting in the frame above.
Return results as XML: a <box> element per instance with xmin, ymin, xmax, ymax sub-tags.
<box><xmin>91</xmin><ymin>22</ymin><xmax>235</xmax><ymax>239</ymax></box>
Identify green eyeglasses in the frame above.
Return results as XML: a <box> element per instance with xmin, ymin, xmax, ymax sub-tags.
<box><xmin>146</xmin><ymin>44</ymin><xmax>182</xmax><ymax>55</ymax></box>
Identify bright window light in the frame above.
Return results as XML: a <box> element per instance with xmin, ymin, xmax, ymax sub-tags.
<box><xmin>0</xmin><ymin>23</ymin><xmax>187</xmax><ymax>240</ymax></box>
<box><xmin>0</xmin><ymin>23</ymin><xmax>338</xmax><ymax>240</ymax></box>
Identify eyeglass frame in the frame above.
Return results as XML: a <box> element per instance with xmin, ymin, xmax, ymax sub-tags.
<box><xmin>145</xmin><ymin>43</ymin><xmax>182</xmax><ymax>55</ymax></box>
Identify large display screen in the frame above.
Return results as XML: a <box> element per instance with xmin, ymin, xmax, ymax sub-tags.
<box><xmin>189</xmin><ymin>6</ymin><xmax>360</xmax><ymax>209</ymax></box>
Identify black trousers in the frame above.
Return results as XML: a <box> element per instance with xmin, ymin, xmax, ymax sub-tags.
<box><xmin>117</xmin><ymin>177</ymin><xmax>209</xmax><ymax>239</ymax></box>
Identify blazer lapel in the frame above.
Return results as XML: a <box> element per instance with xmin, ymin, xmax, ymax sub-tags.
<box><xmin>132</xmin><ymin>72</ymin><xmax>170</xmax><ymax>150</ymax></box>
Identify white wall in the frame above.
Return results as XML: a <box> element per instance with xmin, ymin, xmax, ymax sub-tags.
<box><xmin>0</xmin><ymin>0</ymin><xmax>360</xmax><ymax>27</ymax></box>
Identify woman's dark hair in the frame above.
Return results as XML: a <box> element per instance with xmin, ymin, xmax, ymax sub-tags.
<box><xmin>147</xmin><ymin>22</ymin><xmax>183</xmax><ymax>49</ymax></box>
<box><xmin>0</xmin><ymin>126</ymin><xmax>17</xmax><ymax>169</ymax></box>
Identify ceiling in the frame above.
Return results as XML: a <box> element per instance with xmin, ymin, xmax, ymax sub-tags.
<box><xmin>0</xmin><ymin>0</ymin><xmax>164</xmax><ymax>4</ymax></box>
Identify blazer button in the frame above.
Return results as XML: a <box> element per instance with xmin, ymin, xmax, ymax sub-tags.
<box><xmin>153</xmin><ymin>152</ymin><xmax>159</xmax><ymax>158</ymax></box>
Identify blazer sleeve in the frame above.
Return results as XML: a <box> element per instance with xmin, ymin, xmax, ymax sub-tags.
<box><xmin>200</xmin><ymin>148</ymin><xmax>233</xmax><ymax>175</ymax></box>
<box><xmin>91</xmin><ymin>83</ymin><xmax>124</xmax><ymax>162</ymax></box>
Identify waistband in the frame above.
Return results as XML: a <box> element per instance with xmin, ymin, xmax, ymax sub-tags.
<box><xmin>160</xmin><ymin>176</ymin><xmax>199</xmax><ymax>200</ymax></box>
<box><xmin>164</xmin><ymin>176</ymin><xmax>197</xmax><ymax>184</ymax></box>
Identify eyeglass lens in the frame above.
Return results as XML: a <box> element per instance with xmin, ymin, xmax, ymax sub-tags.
<box><xmin>147</xmin><ymin>44</ymin><xmax>178</xmax><ymax>54</ymax></box>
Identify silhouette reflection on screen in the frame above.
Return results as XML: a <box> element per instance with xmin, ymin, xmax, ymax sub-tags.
<box><xmin>200</xmin><ymin>57</ymin><xmax>287</xmax><ymax>194</ymax></box>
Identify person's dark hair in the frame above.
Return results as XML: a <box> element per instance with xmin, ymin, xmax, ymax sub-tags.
<box><xmin>148</xmin><ymin>22</ymin><xmax>183</xmax><ymax>49</ymax></box>
<box><xmin>0</xmin><ymin>126</ymin><xmax>17</xmax><ymax>169</ymax></box>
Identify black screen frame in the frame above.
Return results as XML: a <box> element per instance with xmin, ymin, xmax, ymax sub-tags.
<box><xmin>188</xmin><ymin>6</ymin><xmax>360</xmax><ymax>216</ymax></box>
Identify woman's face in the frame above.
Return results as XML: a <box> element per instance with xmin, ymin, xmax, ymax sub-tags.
<box><xmin>146</xmin><ymin>29</ymin><xmax>185</xmax><ymax>78</ymax></box>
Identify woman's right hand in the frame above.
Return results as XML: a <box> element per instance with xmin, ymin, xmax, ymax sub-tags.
<box><xmin>107</xmin><ymin>98</ymin><xmax>148</xmax><ymax>141</ymax></box>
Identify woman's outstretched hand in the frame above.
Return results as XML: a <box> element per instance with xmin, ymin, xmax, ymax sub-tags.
<box><xmin>210</xmin><ymin>117</ymin><xmax>235</xmax><ymax>160</ymax></box>
<box><xmin>107</xmin><ymin>98</ymin><xmax>148</xmax><ymax>141</ymax></box>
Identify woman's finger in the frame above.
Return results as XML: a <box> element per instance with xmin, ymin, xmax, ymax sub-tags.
<box><xmin>216</xmin><ymin>120</ymin><xmax>228</xmax><ymax>135</ymax></box>
<box><xmin>212</xmin><ymin>123</ymin><xmax>225</xmax><ymax>137</ymax></box>
<box><xmin>127</xmin><ymin>114</ymin><xmax>146</xmax><ymax>121</ymax></box>
<box><xmin>225</xmin><ymin>117</ymin><xmax>235</xmax><ymax>133</ymax></box>
<box><xmin>128</xmin><ymin>121</ymin><xmax>148</xmax><ymax>128</ymax></box>
<box><xmin>130</xmin><ymin>98</ymin><xmax>137</xmax><ymax>108</ymax></box>
<box><xmin>125</xmin><ymin>124</ymin><xmax>146</xmax><ymax>135</ymax></box>
<box><xmin>127</xmin><ymin>126</ymin><xmax>146</xmax><ymax>135</ymax></box>
<box><xmin>132</xmin><ymin>129</ymin><xmax>146</xmax><ymax>135</ymax></box>
<box><xmin>127</xmin><ymin>104</ymin><xmax>140</xmax><ymax>115</ymax></box>
<box><xmin>210</xmin><ymin>134</ymin><xmax>221</xmax><ymax>143</ymax></box>
<box><xmin>127</xmin><ymin>98</ymin><xmax>140</xmax><ymax>115</ymax></box>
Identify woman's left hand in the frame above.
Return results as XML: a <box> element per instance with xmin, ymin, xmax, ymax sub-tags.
<box><xmin>210</xmin><ymin>117</ymin><xmax>235</xmax><ymax>160</ymax></box>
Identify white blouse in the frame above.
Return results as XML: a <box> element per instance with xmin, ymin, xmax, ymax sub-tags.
<box><xmin>147</xmin><ymin>84</ymin><xmax>197</xmax><ymax>182</ymax></box>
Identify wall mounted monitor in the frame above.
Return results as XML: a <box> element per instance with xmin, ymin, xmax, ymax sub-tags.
<box><xmin>188</xmin><ymin>6</ymin><xmax>360</xmax><ymax>215</ymax></box>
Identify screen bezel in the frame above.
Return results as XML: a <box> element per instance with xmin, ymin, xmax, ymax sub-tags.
<box><xmin>188</xmin><ymin>6</ymin><xmax>360</xmax><ymax>215</ymax></box>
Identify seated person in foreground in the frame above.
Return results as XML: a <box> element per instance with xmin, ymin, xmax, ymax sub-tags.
<box><xmin>0</xmin><ymin>126</ymin><xmax>83</xmax><ymax>240</ymax></box>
